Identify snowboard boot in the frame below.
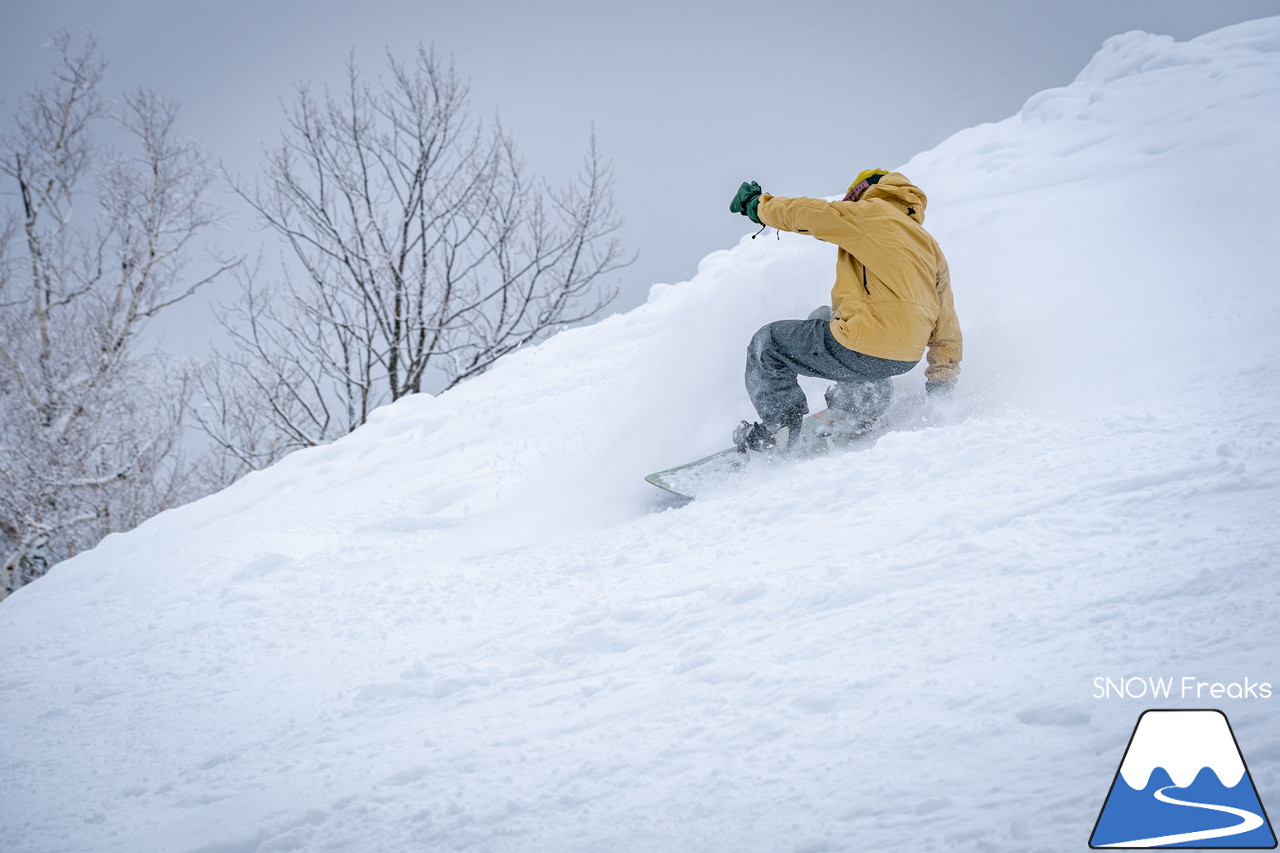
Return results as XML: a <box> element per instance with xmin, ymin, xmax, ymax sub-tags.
<box><xmin>824</xmin><ymin>379</ymin><xmax>891</xmax><ymax>436</ymax></box>
<box><xmin>733</xmin><ymin>412</ymin><xmax>803</xmax><ymax>454</ymax></box>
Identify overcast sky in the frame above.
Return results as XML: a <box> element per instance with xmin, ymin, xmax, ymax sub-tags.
<box><xmin>3</xmin><ymin>0</ymin><xmax>1276</xmax><ymax>352</ymax></box>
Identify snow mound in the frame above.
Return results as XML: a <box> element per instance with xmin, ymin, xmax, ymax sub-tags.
<box><xmin>3</xmin><ymin>16</ymin><xmax>1279</xmax><ymax>853</ymax></box>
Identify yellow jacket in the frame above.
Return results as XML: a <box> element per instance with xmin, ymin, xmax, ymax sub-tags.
<box><xmin>757</xmin><ymin>173</ymin><xmax>962</xmax><ymax>385</ymax></box>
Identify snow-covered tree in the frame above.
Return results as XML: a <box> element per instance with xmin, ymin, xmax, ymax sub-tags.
<box><xmin>197</xmin><ymin>47</ymin><xmax>629</xmax><ymax>472</ymax></box>
<box><xmin>0</xmin><ymin>33</ymin><xmax>235</xmax><ymax>596</ymax></box>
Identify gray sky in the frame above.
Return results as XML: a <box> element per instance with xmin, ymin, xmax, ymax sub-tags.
<box><xmin>3</xmin><ymin>0</ymin><xmax>1277</xmax><ymax>352</ymax></box>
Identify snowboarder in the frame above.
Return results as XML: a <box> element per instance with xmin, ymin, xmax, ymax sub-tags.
<box><xmin>729</xmin><ymin>169</ymin><xmax>962</xmax><ymax>452</ymax></box>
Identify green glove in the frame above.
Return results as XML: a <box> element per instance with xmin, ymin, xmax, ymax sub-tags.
<box><xmin>730</xmin><ymin>180</ymin><xmax>763</xmax><ymax>224</ymax></box>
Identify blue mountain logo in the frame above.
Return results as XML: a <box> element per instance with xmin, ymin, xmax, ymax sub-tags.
<box><xmin>1091</xmin><ymin>709</ymin><xmax>1276</xmax><ymax>848</ymax></box>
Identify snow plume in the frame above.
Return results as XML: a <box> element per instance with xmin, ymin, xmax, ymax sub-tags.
<box><xmin>3</xmin><ymin>17</ymin><xmax>1279</xmax><ymax>853</ymax></box>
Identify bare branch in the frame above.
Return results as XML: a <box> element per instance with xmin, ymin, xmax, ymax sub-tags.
<box><xmin>204</xmin><ymin>45</ymin><xmax>628</xmax><ymax>471</ymax></box>
<box><xmin>1</xmin><ymin>32</ymin><xmax>236</xmax><ymax>596</ymax></box>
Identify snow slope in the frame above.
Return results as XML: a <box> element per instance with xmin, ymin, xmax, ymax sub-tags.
<box><xmin>4</xmin><ymin>17</ymin><xmax>1280</xmax><ymax>853</ymax></box>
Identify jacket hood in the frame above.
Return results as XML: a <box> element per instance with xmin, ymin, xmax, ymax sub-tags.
<box><xmin>862</xmin><ymin>173</ymin><xmax>927</xmax><ymax>224</ymax></box>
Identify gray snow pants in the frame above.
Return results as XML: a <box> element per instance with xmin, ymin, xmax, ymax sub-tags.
<box><xmin>745</xmin><ymin>306</ymin><xmax>917</xmax><ymax>431</ymax></box>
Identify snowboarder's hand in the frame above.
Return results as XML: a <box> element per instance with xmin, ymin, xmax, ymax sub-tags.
<box><xmin>730</xmin><ymin>181</ymin><xmax>763</xmax><ymax>224</ymax></box>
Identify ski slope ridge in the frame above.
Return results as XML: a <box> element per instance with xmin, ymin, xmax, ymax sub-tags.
<box><xmin>3</xmin><ymin>17</ymin><xmax>1279</xmax><ymax>853</ymax></box>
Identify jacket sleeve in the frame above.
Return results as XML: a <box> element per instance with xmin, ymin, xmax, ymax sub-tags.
<box><xmin>756</xmin><ymin>195</ymin><xmax>874</xmax><ymax>257</ymax></box>
<box><xmin>925</xmin><ymin>256</ymin><xmax>962</xmax><ymax>387</ymax></box>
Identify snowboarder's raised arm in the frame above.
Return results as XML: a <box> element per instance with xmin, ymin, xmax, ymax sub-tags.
<box><xmin>755</xmin><ymin>194</ymin><xmax>875</xmax><ymax>258</ymax></box>
<box><xmin>728</xmin><ymin>181</ymin><xmax>871</xmax><ymax>255</ymax></box>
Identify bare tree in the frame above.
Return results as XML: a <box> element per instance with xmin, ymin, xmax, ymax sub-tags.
<box><xmin>0</xmin><ymin>33</ymin><xmax>236</xmax><ymax>597</ymax></box>
<box><xmin>199</xmin><ymin>47</ymin><xmax>629</xmax><ymax>470</ymax></box>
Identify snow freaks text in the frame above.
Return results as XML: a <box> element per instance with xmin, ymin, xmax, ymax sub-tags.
<box><xmin>1092</xmin><ymin>676</ymin><xmax>1273</xmax><ymax>701</ymax></box>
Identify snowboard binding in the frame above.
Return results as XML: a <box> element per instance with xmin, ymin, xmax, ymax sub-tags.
<box><xmin>733</xmin><ymin>417</ymin><xmax>802</xmax><ymax>454</ymax></box>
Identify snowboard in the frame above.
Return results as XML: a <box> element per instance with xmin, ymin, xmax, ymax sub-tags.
<box><xmin>645</xmin><ymin>410</ymin><xmax>870</xmax><ymax>500</ymax></box>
